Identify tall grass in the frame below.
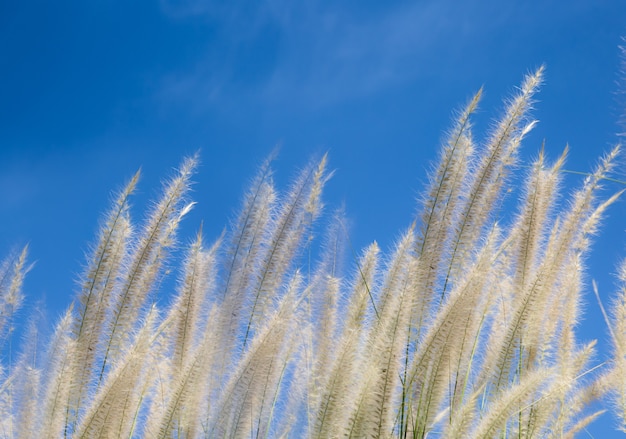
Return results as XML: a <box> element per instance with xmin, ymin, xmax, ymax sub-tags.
<box><xmin>2</xmin><ymin>68</ymin><xmax>626</xmax><ymax>438</ymax></box>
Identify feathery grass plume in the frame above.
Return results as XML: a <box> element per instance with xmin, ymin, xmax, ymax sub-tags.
<box><xmin>146</xmin><ymin>233</ymin><xmax>220</xmax><ymax>438</ymax></box>
<box><xmin>6</xmin><ymin>65</ymin><xmax>626</xmax><ymax>438</ymax></box>
<box><xmin>272</xmin><ymin>330</ymin><xmax>312</xmax><ymax>438</ymax></box>
<box><xmin>12</xmin><ymin>365</ymin><xmax>39</xmax><ymax>439</ymax></box>
<box><xmin>34</xmin><ymin>308</ymin><xmax>77</xmax><ymax>439</ymax></box>
<box><xmin>215</xmin><ymin>156</ymin><xmax>277</xmax><ymax>377</ymax></box>
<box><xmin>479</xmin><ymin>146</ymin><xmax>622</xmax><ymax>400</ymax></box>
<box><xmin>0</xmin><ymin>246</ymin><xmax>30</xmax><ymax>345</ymax></box>
<box><xmin>147</xmin><ymin>348</ymin><xmax>203</xmax><ymax>438</ymax></box>
<box><xmin>445</xmin><ymin>236</ymin><xmax>505</xmax><ymax>423</ymax></box>
<box><xmin>608</xmin><ymin>258</ymin><xmax>626</xmax><ymax>431</ymax></box>
<box><xmin>73</xmin><ymin>307</ymin><xmax>160</xmax><ymax>439</ymax></box>
<box><xmin>0</xmin><ymin>247</ymin><xmax>30</xmax><ymax>438</ymax></box>
<box><xmin>310</xmin><ymin>243</ymin><xmax>379</xmax><ymax>438</ymax></box>
<box><xmin>405</xmin><ymin>228</ymin><xmax>501</xmax><ymax>437</ymax></box>
<box><xmin>6</xmin><ymin>314</ymin><xmax>45</xmax><ymax>439</ymax></box>
<box><xmin>348</xmin><ymin>228</ymin><xmax>416</xmax><ymax>439</ymax></box>
<box><xmin>306</xmin><ymin>275</ymin><xmax>339</xmax><ymax>419</ymax></box>
<box><xmin>441</xmin><ymin>68</ymin><xmax>543</xmax><ymax>299</ymax></box>
<box><xmin>524</xmin><ymin>251</ymin><xmax>588</xmax><ymax>437</ymax></box>
<box><xmin>562</xmin><ymin>409</ymin><xmax>607</xmax><ymax>439</ymax></box>
<box><xmin>299</xmin><ymin>210</ymin><xmax>348</xmax><ymax>432</ymax></box>
<box><xmin>343</xmin><ymin>242</ymin><xmax>380</xmax><ymax>334</ymax></box>
<box><xmin>535</xmin><ymin>340</ymin><xmax>598</xmax><ymax>438</ymax></box>
<box><xmin>552</xmin><ymin>252</ymin><xmax>586</xmax><ymax>369</ymax></box>
<box><xmin>303</xmin><ymin>209</ymin><xmax>348</xmax><ymax>417</ymax></box>
<box><xmin>541</xmin><ymin>149</ymin><xmax>624</xmax><ymax>347</ymax></box>
<box><xmin>399</xmin><ymin>91</ymin><xmax>481</xmax><ymax>437</ymax></box>
<box><xmin>98</xmin><ymin>155</ymin><xmax>197</xmax><ymax>382</ymax></box>
<box><xmin>552</xmin><ymin>145</ymin><xmax>621</xmax><ymax>257</ymax></box>
<box><xmin>376</xmin><ymin>227</ymin><xmax>416</xmax><ymax>318</ymax></box>
<box><xmin>164</xmin><ymin>229</ymin><xmax>218</xmax><ymax>371</ymax></box>
<box><xmin>440</xmin><ymin>381</ymin><xmax>484</xmax><ymax>438</ymax></box>
<box><xmin>0</xmin><ymin>371</ymin><xmax>17</xmax><ymax>437</ymax></box>
<box><xmin>471</xmin><ymin>367</ymin><xmax>553</xmax><ymax>438</ymax></box>
<box><xmin>276</xmin><ymin>208</ymin><xmax>347</xmax><ymax>437</ymax></box>
<box><xmin>144</xmin><ymin>307</ymin><xmax>220</xmax><ymax>439</ymax></box>
<box><xmin>523</xmin><ymin>176</ymin><xmax>573</xmax><ymax>382</ymax></box>
<box><xmin>220</xmin><ymin>151</ymin><xmax>276</xmax><ymax>298</ymax></box>
<box><xmin>413</xmin><ymin>89</ymin><xmax>480</xmax><ymax>311</ymax></box>
<box><xmin>242</xmin><ymin>154</ymin><xmax>329</xmax><ymax>347</ymax></box>
<box><xmin>498</xmin><ymin>150</ymin><xmax>566</xmax><ymax>384</ymax></box>
<box><xmin>509</xmin><ymin>147</ymin><xmax>566</xmax><ymax>294</ymax></box>
<box><xmin>319</xmin><ymin>208</ymin><xmax>349</xmax><ymax>279</ymax></box>
<box><xmin>183</xmin><ymin>310</ymin><xmax>223</xmax><ymax>438</ymax></box>
<box><xmin>211</xmin><ymin>273</ymin><xmax>302</xmax><ymax>439</ymax></box>
<box><xmin>67</xmin><ymin>171</ymin><xmax>137</xmax><ymax>420</ymax></box>
<box><xmin>550</xmin><ymin>342</ymin><xmax>616</xmax><ymax>438</ymax></box>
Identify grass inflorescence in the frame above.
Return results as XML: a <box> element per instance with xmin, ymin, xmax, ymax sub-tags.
<box><xmin>2</xmin><ymin>68</ymin><xmax>626</xmax><ymax>438</ymax></box>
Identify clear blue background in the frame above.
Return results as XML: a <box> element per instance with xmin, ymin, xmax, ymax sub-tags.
<box><xmin>1</xmin><ymin>1</ymin><xmax>625</xmax><ymax>436</ymax></box>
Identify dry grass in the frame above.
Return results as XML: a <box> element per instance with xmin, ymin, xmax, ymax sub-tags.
<box><xmin>1</xmin><ymin>68</ymin><xmax>626</xmax><ymax>438</ymax></box>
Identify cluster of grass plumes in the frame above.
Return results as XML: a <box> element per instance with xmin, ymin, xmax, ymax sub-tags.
<box><xmin>2</xmin><ymin>68</ymin><xmax>626</xmax><ymax>438</ymax></box>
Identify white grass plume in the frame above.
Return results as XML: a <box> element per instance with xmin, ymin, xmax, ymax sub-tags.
<box><xmin>68</xmin><ymin>171</ymin><xmax>137</xmax><ymax>418</ymax></box>
<box><xmin>0</xmin><ymin>246</ymin><xmax>30</xmax><ymax>344</ymax></box>
<box><xmin>2</xmin><ymin>70</ymin><xmax>626</xmax><ymax>439</ymax></box>
<box><xmin>98</xmin><ymin>155</ymin><xmax>197</xmax><ymax>383</ymax></box>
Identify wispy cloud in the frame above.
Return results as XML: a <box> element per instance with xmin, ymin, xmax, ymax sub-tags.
<box><xmin>154</xmin><ymin>1</ymin><xmax>493</xmax><ymax>109</ymax></box>
<box><xmin>258</xmin><ymin>1</ymin><xmax>482</xmax><ymax>105</ymax></box>
<box><xmin>153</xmin><ymin>0</ymin><xmax>589</xmax><ymax>111</ymax></box>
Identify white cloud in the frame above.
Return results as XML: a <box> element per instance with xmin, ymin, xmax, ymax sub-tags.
<box><xmin>153</xmin><ymin>0</ymin><xmax>589</xmax><ymax>110</ymax></box>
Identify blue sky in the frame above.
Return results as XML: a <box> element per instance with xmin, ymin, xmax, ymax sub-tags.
<box><xmin>1</xmin><ymin>0</ymin><xmax>626</xmax><ymax>435</ymax></box>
